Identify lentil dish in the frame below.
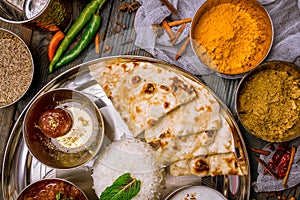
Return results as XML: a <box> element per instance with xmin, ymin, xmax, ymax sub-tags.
<box><xmin>0</xmin><ymin>29</ymin><xmax>33</xmax><ymax>107</ymax></box>
<box><xmin>236</xmin><ymin>61</ymin><xmax>300</xmax><ymax>142</ymax></box>
<box><xmin>17</xmin><ymin>179</ymin><xmax>87</xmax><ymax>200</ymax></box>
<box><xmin>191</xmin><ymin>0</ymin><xmax>273</xmax><ymax>75</ymax></box>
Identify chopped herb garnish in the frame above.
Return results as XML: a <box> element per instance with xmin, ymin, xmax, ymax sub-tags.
<box><xmin>56</xmin><ymin>192</ymin><xmax>62</xmax><ymax>200</ymax></box>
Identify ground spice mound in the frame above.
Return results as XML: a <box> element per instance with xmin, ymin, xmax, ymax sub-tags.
<box><xmin>193</xmin><ymin>0</ymin><xmax>272</xmax><ymax>74</ymax></box>
<box><xmin>0</xmin><ymin>30</ymin><xmax>33</xmax><ymax>107</ymax></box>
<box><xmin>237</xmin><ymin>62</ymin><xmax>300</xmax><ymax>142</ymax></box>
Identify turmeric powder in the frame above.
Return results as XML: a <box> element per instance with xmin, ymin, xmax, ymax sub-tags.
<box><xmin>192</xmin><ymin>0</ymin><xmax>273</xmax><ymax>74</ymax></box>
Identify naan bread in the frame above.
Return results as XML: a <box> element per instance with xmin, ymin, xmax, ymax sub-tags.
<box><xmin>155</xmin><ymin>115</ymin><xmax>235</xmax><ymax>165</ymax></box>
<box><xmin>144</xmin><ymin>78</ymin><xmax>220</xmax><ymax>143</ymax></box>
<box><xmin>89</xmin><ymin>60</ymin><xmax>197</xmax><ymax>136</ymax></box>
<box><xmin>169</xmin><ymin>152</ymin><xmax>246</xmax><ymax>177</ymax></box>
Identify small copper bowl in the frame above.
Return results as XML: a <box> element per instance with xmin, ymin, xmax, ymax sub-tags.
<box><xmin>23</xmin><ymin>88</ymin><xmax>104</xmax><ymax>169</ymax></box>
<box><xmin>235</xmin><ymin>61</ymin><xmax>300</xmax><ymax>142</ymax></box>
<box><xmin>16</xmin><ymin>178</ymin><xmax>88</xmax><ymax>200</ymax></box>
<box><xmin>190</xmin><ymin>0</ymin><xmax>273</xmax><ymax>76</ymax></box>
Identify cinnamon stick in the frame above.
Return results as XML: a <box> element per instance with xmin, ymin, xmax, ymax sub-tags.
<box><xmin>171</xmin><ymin>23</ymin><xmax>186</xmax><ymax>46</ymax></box>
<box><xmin>162</xmin><ymin>20</ymin><xmax>175</xmax><ymax>40</ymax></box>
<box><xmin>255</xmin><ymin>155</ymin><xmax>280</xmax><ymax>180</ymax></box>
<box><xmin>159</xmin><ymin>0</ymin><xmax>178</xmax><ymax>14</ymax></box>
<box><xmin>175</xmin><ymin>36</ymin><xmax>190</xmax><ymax>60</ymax></box>
<box><xmin>95</xmin><ymin>33</ymin><xmax>100</xmax><ymax>54</ymax></box>
<box><xmin>283</xmin><ymin>146</ymin><xmax>296</xmax><ymax>188</ymax></box>
<box><xmin>168</xmin><ymin>18</ymin><xmax>192</xmax><ymax>27</ymax></box>
<box><xmin>249</xmin><ymin>146</ymin><xmax>271</xmax><ymax>156</ymax></box>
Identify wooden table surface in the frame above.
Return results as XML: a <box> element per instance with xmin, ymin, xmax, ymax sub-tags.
<box><xmin>0</xmin><ymin>0</ymin><xmax>299</xmax><ymax>200</ymax></box>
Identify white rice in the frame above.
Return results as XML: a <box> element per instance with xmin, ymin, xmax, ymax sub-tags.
<box><xmin>92</xmin><ymin>137</ymin><xmax>165</xmax><ymax>200</ymax></box>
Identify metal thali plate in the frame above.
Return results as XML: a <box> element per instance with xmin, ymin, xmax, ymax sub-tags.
<box><xmin>2</xmin><ymin>56</ymin><xmax>250</xmax><ymax>200</ymax></box>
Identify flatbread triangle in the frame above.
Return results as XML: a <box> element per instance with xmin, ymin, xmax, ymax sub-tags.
<box><xmin>89</xmin><ymin>60</ymin><xmax>198</xmax><ymax>137</ymax></box>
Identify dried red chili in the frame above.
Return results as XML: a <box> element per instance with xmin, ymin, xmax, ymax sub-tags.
<box><xmin>265</xmin><ymin>143</ymin><xmax>288</xmax><ymax>172</ymax></box>
<box><xmin>264</xmin><ymin>142</ymin><xmax>291</xmax><ymax>178</ymax></box>
<box><xmin>277</xmin><ymin>150</ymin><xmax>291</xmax><ymax>178</ymax></box>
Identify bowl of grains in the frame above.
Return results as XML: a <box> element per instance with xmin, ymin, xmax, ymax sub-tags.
<box><xmin>236</xmin><ymin>61</ymin><xmax>300</xmax><ymax>142</ymax></box>
<box><xmin>190</xmin><ymin>0</ymin><xmax>273</xmax><ymax>75</ymax></box>
<box><xmin>0</xmin><ymin>28</ymin><xmax>34</xmax><ymax>108</ymax></box>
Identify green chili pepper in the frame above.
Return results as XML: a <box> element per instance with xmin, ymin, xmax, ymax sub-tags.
<box><xmin>48</xmin><ymin>0</ymin><xmax>106</xmax><ymax>73</ymax></box>
<box><xmin>55</xmin><ymin>14</ymin><xmax>101</xmax><ymax>69</ymax></box>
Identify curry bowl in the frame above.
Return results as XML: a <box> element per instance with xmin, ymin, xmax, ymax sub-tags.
<box><xmin>0</xmin><ymin>28</ymin><xmax>34</xmax><ymax>108</ymax></box>
<box><xmin>235</xmin><ymin>61</ymin><xmax>300</xmax><ymax>142</ymax></box>
<box><xmin>23</xmin><ymin>88</ymin><xmax>104</xmax><ymax>169</ymax></box>
<box><xmin>16</xmin><ymin>178</ymin><xmax>88</xmax><ymax>200</ymax></box>
<box><xmin>190</xmin><ymin>0</ymin><xmax>273</xmax><ymax>75</ymax></box>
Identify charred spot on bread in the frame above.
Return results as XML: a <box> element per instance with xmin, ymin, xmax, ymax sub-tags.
<box><xmin>143</xmin><ymin>83</ymin><xmax>156</xmax><ymax>94</ymax></box>
<box><xmin>160</xmin><ymin>85</ymin><xmax>170</xmax><ymax>91</ymax></box>
<box><xmin>131</xmin><ymin>75</ymin><xmax>141</xmax><ymax>84</ymax></box>
<box><xmin>193</xmin><ymin>158</ymin><xmax>210</xmax><ymax>174</ymax></box>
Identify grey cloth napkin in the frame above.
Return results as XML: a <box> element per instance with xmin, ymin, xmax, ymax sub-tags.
<box><xmin>134</xmin><ymin>0</ymin><xmax>300</xmax><ymax>75</ymax></box>
<box><xmin>253</xmin><ymin>137</ymin><xmax>300</xmax><ymax>193</ymax></box>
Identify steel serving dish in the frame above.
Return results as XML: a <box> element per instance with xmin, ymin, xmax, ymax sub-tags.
<box><xmin>2</xmin><ymin>56</ymin><xmax>250</xmax><ymax>200</ymax></box>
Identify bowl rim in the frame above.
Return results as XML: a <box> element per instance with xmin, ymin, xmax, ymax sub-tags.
<box><xmin>190</xmin><ymin>0</ymin><xmax>274</xmax><ymax>75</ymax></box>
<box><xmin>0</xmin><ymin>0</ymin><xmax>51</xmax><ymax>24</ymax></box>
<box><xmin>235</xmin><ymin>60</ymin><xmax>300</xmax><ymax>142</ymax></box>
<box><xmin>16</xmin><ymin>177</ymin><xmax>88</xmax><ymax>200</ymax></box>
<box><xmin>0</xmin><ymin>28</ymin><xmax>34</xmax><ymax>109</ymax></box>
<box><xmin>22</xmin><ymin>88</ymin><xmax>105</xmax><ymax>169</ymax></box>
<box><xmin>164</xmin><ymin>185</ymin><xmax>227</xmax><ymax>200</ymax></box>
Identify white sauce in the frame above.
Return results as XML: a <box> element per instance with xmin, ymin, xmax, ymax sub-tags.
<box><xmin>169</xmin><ymin>186</ymin><xmax>227</xmax><ymax>200</ymax></box>
<box><xmin>55</xmin><ymin>106</ymin><xmax>93</xmax><ymax>150</ymax></box>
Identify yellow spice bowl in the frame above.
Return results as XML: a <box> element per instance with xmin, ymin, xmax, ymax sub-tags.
<box><xmin>190</xmin><ymin>0</ymin><xmax>274</xmax><ymax>75</ymax></box>
<box><xmin>235</xmin><ymin>61</ymin><xmax>300</xmax><ymax>142</ymax></box>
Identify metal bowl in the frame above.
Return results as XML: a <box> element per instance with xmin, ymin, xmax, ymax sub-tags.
<box><xmin>16</xmin><ymin>178</ymin><xmax>88</xmax><ymax>200</ymax></box>
<box><xmin>165</xmin><ymin>185</ymin><xmax>227</xmax><ymax>200</ymax></box>
<box><xmin>235</xmin><ymin>61</ymin><xmax>300</xmax><ymax>142</ymax></box>
<box><xmin>190</xmin><ymin>0</ymin><xmax>273</xmax><ymax>75</ymax></box>
<box><xmin>0</xmin><ymin>28</ymin><xmax>34</xmax><ymax>108</ymax></box>
<box><xmin>0</xmin><ymin>0</ymin><xmax>72</xmax><ymax>32</ymax></box>
<box><xmin>23</xmin><ymin>88</ymin><xmax>105</xmax><ymax>169</ymax></box>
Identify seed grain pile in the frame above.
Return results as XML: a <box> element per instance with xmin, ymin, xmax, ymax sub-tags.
<box><xmin>0</xmin><ymin>31</ymin><xmax>33</xmax><ymax>107</ymax></box>
<box><xmin>237</xmin><ymin>63</ymin><xmax>300</xmax><ymax>142</ymax></box>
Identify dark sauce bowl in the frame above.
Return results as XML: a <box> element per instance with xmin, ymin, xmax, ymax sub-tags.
<box><xmin>16</xmin><ymin>178</ymin><xmax>88</xmax><ymax>200</ymax></box>
<box><xmin>23</xmin><ymin>88</ymin><xmax>104</xmax><ymax>169</ymax></box>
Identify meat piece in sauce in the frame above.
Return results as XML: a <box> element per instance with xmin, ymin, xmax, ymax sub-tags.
<box><xmin>38</xmin><ymin>108</ymin><xmax>72</xmax><ymax>138</ymax></box>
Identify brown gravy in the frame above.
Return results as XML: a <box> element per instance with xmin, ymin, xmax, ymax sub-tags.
<box><xmin>17</xmin><ymin>179</ymin><xmax>87</xmax><ymax>200</ymax></box>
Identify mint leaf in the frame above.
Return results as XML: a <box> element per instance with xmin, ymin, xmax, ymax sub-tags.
<box><xmin>99</xmin><ymin>173</ymin><xmax>141</xmax><ymax>200</ymax></box>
